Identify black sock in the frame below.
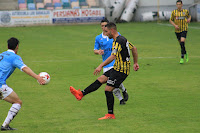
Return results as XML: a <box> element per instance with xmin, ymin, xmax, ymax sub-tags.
<box><xmin>82</xmin><ymin>80</ymin><xmax>102</xmax><ymax>96</ymax></box>
<box><xmin>180</xmin><ymin>42</ymin><xmax>186</xmax><ymax>58</ymax></box>
<box><xmin>105</xmin><ymin>91</ymin><xmax>114</xmax><ymax>114</ymax></box>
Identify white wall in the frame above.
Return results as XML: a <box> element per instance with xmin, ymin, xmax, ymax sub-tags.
<box><xmin>139</xmin><ymin>0</ymin><xmax>194</xmax><ymax>7</ymax></box>
<box><xmin>133</xmin><ymin>0</ymin><xmax>195</xmax><ymax>21</ymax></box>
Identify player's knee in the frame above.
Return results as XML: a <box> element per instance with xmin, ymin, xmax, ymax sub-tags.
<box><xmin>15</xmin><ymin>99</ymin><xmax>22</xmax><ymax>106</ymax></box>
<box><xmin>97</xmin><ymin>75</ymin><xmax>107</xmax><ymax>84</ymax></box>
<box><xmin>105</xmin><ymin>86</ymin><xmax>114</xmax><ymax>92</ymax></box>
<box><xmin>180</xmin><ymin>38</ymin><xmax>186</xmax><ymax>42</ymax></box>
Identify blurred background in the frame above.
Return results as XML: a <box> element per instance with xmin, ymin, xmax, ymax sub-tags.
<box><xmin>0</xmin><ymin>0</ymin><xmax>200</xmax><ymax>26</ymax></box>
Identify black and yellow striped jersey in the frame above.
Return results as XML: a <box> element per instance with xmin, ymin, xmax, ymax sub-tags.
<box><xmin>170</xmin><ymin>9</ymin><xmax>191</xmax><ymax>33</ymax></box>
<box><xmin>111</xmin><ymin>35</ymin><xmax>134</xmax><ymax>75</ymax></box>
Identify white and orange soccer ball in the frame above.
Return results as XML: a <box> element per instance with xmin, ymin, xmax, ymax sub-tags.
<box><xmin>38</xmin><ymin>72</ymin><xmax>50</xmax><ymax>85</ymax></box>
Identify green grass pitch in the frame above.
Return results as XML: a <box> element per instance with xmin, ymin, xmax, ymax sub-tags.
<box><xmin>0</xmin><ymin>22</ymin><xmax>200</xmax><ymax>133</ymax></box>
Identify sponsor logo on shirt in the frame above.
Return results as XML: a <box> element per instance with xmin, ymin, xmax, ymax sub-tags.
<box><xmin>176</xmin><ymin>16</ymin><xmax>186</xmax><ymax>20</ymax></box>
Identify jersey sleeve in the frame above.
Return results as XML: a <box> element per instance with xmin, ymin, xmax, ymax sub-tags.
<box><xmin>129</xmin><ymin>41</ymin><xmax>134</xmax><ymax>50</ymax></box>
<box><xmin>94</xmin><ymin>36</ymin><xmax>100</xmax><ymax>50</ymax></box>
<box><xmin>170</xmin><ymin>10</ymin><xmax>175</xmax><ymax>21</ymax></box>
<box><xmin>13</xmin><ymin>56</ymin><xmax>27</xmax><ymax>71</ymax></box>
<box><xmin>186</xmin><ymin>10</ymin><xmax>190</xmax><ymax>18</ymax></box>
<box><xmin>111</xmin><ymin>41</ymin><xmax>119</xmax><ymax>56</ymax></box>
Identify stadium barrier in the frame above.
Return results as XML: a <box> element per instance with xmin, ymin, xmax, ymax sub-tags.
<box><xmin>0</xmin><ymin>8</ymin><xmax>105</xmax><ymax>27</ymax></box>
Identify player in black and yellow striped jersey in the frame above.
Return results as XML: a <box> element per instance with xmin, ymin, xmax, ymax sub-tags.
<box><xmin>112</xmin><ymin>36</ymin><xmax>134</xmax><ymax>75</ymax></box>
<box><xmin>169</xmin><ymin>0</ymin><xmax>191</xmax><ymax>64</ymax></box>
<box><xmin>69</xmin><ymin>22</ymin><xmax>139</xmax><ymax>120</ymax></box>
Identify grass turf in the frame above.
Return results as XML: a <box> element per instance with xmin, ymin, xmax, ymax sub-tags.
<box><xmin>0</xmin><ymin>22</ymin><xmax>200</xmax><ymax>133</ymax></box>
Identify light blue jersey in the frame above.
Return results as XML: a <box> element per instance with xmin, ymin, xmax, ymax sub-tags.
<box><xmin>0</xmin><ymin>50</ymin><xmax>26</xmax><ymax>88</ymax></box>
<box><xmin>94</xmin><ymin>32</ymin><xmax>120</xmax><ymax>68</ymax></box>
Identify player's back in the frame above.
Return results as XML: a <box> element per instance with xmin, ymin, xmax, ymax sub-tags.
<box><xmin>115</xmin><ymin>35</ymin><xmax>131</xmax><ymax>61</ymax></box>
<box><xmin>0</xmin><ymin>51</ymin><xmax>18</xmax><ymax>85</ymax></box>
<box><xmin>112</xmin><ymin>35</ymin><xmax>134</xmax><ymax>75</ymax></box>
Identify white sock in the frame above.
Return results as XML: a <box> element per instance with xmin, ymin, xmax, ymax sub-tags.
<box><xmin>2</xmin><ymin>103</ymin><xmax>21</xmax><ymax>127</ymax></box>
<box><xmin>113</xmin><ymin>88</ymin><xmax>123</xmax><ymax>101</ymax></box>
<box><xmin>119</xmin><ymin>83</ymin><xmax>126</xmax><ymax>92</ymax></box>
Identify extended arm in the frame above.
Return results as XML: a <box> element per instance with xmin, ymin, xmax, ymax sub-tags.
<box><xmin>22</xmin><ymin>66</ymin><xmax>46</xmax><ymax>85</ymax></box>
<box><xmin>93</xmin><ymin>55</ymin><xmax>116</xmax><ymax>75</ymax></box>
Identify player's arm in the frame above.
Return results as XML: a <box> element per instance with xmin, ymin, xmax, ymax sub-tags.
<box><xmin>169</xmin><ymin>11</ymin><xmax>179</xmax><ymax>30</ymax></box>
<box><xmin>187</xmin><ymin>15</ymin><xmax>191</xmax><ymax>23</ymax></box>
<box><xmin>94</xmin><ymin>36</ymin><xmax>104</xmax><ymax>55</ymax></box>
<box><xmin>94</xmin><ymin>49</ymin><xmax>104</xmax><ymax>55</ymax></box>
<box><xmin>94</xmin><ymin>55</ymin><xmax>116</xmax><ymax>75</ymax></box>
<box><xmin>131</xmin><ymin>46</ymin><xmax>139</xmax><ymax>71</ymax></box>
<box><xmin>22</xmin><ymin>66</ymin><xmax>46</xmax><ymax>85</ymax></box>
<box><xmin>186</xmin><ymin>10</ymin><xmax>191</xmax><ymax>23</ymax></box>
<box><xmin>169</xmin><ymin>19</ymin><xmax>179</xmax><ymax>30</ymax></box>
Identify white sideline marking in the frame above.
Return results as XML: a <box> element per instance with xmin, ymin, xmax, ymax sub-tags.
<box><xmin>140</xmin><ymin>56</ymin><xmax>200</xmax><ymax>59</ymax></box>
<box><xmin>30</xmin><ymin>56</ymin><xmax>200</xmax><ymax>62</ymax></box>
<box><xmin>139</xmin><ymin>57</ymin><xmax>175</xmax><ymax>59</ymax></box>
<box><xmin>31</xmin><ymin>60</ymin><xmax>73</xmax><ymax>62</ymax></box>
<box><xmin>157</xmin><ymin>23</ymin><xmax>200</xmax><ymax>30</ymax></box>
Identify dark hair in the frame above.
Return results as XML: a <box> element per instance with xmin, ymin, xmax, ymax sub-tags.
<box><xmin>176</xmin><ymin>0</ymin><xmax>182</xmax><ymax>4</ymax></box>
<box><xmin>101</xmin><ymin>18</ymin><xmax>109</xmax><ymax>24</ymax></box>
<box><xmin>105</xmin><ymin>22</ymin><xmax>117</xmax><ymax>30</ymax></box>
<box><xmin>7</xmin><ymin>37</ymin><xmax>19</xmax><ymax>50</ymax></box>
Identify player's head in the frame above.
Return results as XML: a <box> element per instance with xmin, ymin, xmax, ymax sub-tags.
<box><xmin>105</xmin><ymin>22</ymin><xmax>117</xmax><ymax>39</ymax></box>
<box><xmin>7</xmin><ymin>37</ymin><xmax>19</xmax><ymax>53</ymax></box>
<box><xmin>100</xmin><ymin>18</ymin><xmax>109</xmax><ymax>32</ymax></box>
<box><xmin>176</xmin><ymin>0</ymin><xmax>183</xmax><ymax>9</ymax></box>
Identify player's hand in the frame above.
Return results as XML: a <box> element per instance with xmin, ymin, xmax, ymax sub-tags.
<box><xmin>98</xmin><ymin>50</ymin><xmax>104</xmax><ymax>55</ymax></box>
<box><xmin>175</xmin><ymin>25</ymin><xmax>179</xmax><ymax>30</ymax></box>
<box><xmin>133</xmin><ymin>63</ymin><xmax>139</xmax><ymax>71</ymax></box>
<box><xmin>37</xmin><ymin>76</ymin><xmax>46</xmax><ymax>85</ymax></box>
<box><xmin>94</xmin><ymin>66</ymin><xmax>102</xmax><ymax>75</ymax></box>
<box><xmin>187</xmin><ymin>19</ymin><xmax>191</xmax><ymax>23</ymax></box>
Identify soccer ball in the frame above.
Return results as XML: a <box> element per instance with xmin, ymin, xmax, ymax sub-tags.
<box><xmin>38</xmin><ymin>72</ymin><xmax>50</xmax><ymax>85</ymax></box>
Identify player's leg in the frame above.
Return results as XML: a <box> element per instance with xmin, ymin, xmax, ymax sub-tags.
<box><xmin>82</xmin><ymin>75</ymin><xmax>107</xmax><ymax>95</ymax></box>
<box><xmin>180</xmin><ymin>31</ymin><xmax>188</xmax><ymax>62</ymax></box>
<box><xmin>103</xmin><ymin>67</ymin><xmax>125</xmax><ymax>104</ymax></box>
<box><xmin>98</xmin><ymin>70</ymin><xmax>128</xmax><ymax>120</ymax></box>
<box><xmin>1</xmin><ymin>86</ymin><xmax>22</xmax><ymax>131</ymax></box>
<box><xmin>69</xmin><ymin>75</ymin><xmax>107</xmax><ymax>100</ymax></box>
<box><xmin>176</xmin><ymin>32</ymin><xmax>184</xmax><ymax>64</ymax></box>
<box><xmin>98</xmin><ymin>85</ymin><xmax>116</xmax><ymax>120</ymax></box>
<box><xmin>119</xmin><ymin>83</ymin><xmax>129</xmax><ymax>102</ymax></box>
<box><xmin>113</xmin><ymin>88</ymin><xmax>125</xmax><ymax>105</ymax></box>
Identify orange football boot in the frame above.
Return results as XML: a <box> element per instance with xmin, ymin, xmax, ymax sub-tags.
<box><xmin>98</xmin><ymin>114</ymin><xmax>116</xmax><ymax>120</ymax></box>
<box><xmin>70</xmin><ymin>86</ymin><xmax>83</xmax><ymax>101</ymax></box>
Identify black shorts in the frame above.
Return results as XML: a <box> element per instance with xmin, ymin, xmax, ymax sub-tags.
<box><xmin>175</xmin><ymin>31</ymin><xmax>187</xmax><ymax>41</ymax></box>
<box><xmin>103</xmin><ymin>68</ymin><xmax>128</xmax><ymax>88</ymax></box>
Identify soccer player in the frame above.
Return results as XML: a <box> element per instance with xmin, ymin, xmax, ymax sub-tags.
<box><xmin>70</xmin><ymin>22</ymin><xmax>139</xmax><ymax>120</ymax></box>
<box><xmin>0</xmin><ymin>37</ymin><xmax>46</xmax><ymax>131</ymax></box>
<box><xmin>94</xmin><ymin>19</ymin><xmax>128</xmax><ymax>105</ymax></box>
<box><xmin>169</xmin><ymin>0</ymin><xmax>191</xmax><ymax>64</ymax></box>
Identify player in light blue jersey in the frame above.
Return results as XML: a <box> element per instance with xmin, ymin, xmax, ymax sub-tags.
<box><xmin>94</xmin><ymin>19</ymin><xmax>129</xmax><ymax>105</ymax></box>
<box><xmin>0</xmin><ymin>37</ymin><xmax>46</xmax><ymax>131</ymax></box>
